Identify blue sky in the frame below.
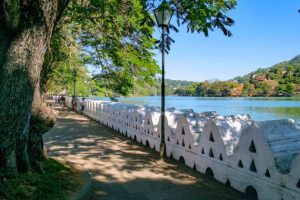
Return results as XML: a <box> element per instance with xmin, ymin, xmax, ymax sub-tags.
<box><xmin>154</xmin><ymin>0</ymin><xmax>300</xmax><ymax>82</ymax></box>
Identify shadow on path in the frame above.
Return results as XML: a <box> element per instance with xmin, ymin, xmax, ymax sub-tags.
<box><xmin>44</xmin><ymin>109</ymin><xmax>254</xmax><ymax>200</ymax></box>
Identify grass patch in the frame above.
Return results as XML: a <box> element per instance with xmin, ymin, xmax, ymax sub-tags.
<box><xmin>0</xmin><ymin>158</ymin><xmax>83</xmax><ymax>200</ymax></box>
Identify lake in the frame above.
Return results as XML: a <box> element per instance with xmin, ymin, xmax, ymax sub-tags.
<box><xmin>110</xmin><ymin>96</ymin><xmax>300</xmax><ymax>123</ymax></box>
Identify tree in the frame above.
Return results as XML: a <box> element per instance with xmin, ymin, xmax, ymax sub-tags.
<box><xmin>286</xmin><ymin>84</ymin><xmax>295</xmax><ymax>96</ymax></box>
<box><xmin>69</xmin><ymin>0</ymin><xmax>236</xmax><ymax>96</ymax></box>
<box><xmin>254</xmin><ymin>82</ymin><xmax>272</xmax><ymax>96</ymax></box>
<box><xmin>0</xmin><ymin>0</ymin><xmax>70</xmax><ymax>175</ymax></box>
<box><xmin>0</xmin><ymin>0</ymin><xmax>236</xmax><ymax>175</ymax></box>
<box><xmin>276</xmin><ymin>84</ymin><xmax>287</xmax><ymax>96</ymax></box>
<box><xmin>67</xmin><ymin>0</ymin><xmax>160</xmax><ymax>97</ymax></box>
<box><xmin>41</xmin><ymin>25</ymin><xmax>90</xmax><ymax>97</ymax></box>
<box><xmin>242</xmin><ymin>83</ymin><xmax>255</xmax><ymax>96</ymax></box>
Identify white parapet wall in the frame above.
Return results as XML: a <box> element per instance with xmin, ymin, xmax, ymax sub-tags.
<box><xmin>66</xmin><ymin>97</ymin><xmax>300</xmax><ymax>200</ymax></box>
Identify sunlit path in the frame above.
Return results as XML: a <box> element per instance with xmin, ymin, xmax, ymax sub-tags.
<box><xmin>44</xmin><ymin>108</ymin><xmax>251</xmax><ymax>200</ymax></box>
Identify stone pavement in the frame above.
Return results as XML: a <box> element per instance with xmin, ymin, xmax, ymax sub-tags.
<box><xmin>44</xmin><ymin>108</ymin><xmax>253</xmax><ymax>200</ymax></box>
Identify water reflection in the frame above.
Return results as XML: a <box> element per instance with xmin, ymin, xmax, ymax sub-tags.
<box><xmin>247</xmin><ymin>106</ymin><xmax>300</xmax><ymax>121</ymax></box>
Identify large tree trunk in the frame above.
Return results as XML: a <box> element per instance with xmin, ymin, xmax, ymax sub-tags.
<box><xmin>0</xmin><ymin>0</ymin><xmax>69</xmax><ymax>175</ymax></box>
<box><xmin>28</xmin><ymin>81</ymin><xmax>57</xmax><ymax>172</ymax></box>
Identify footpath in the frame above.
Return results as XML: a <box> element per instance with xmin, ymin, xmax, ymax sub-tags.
<box><xmin>44</xmin><ymin>108</ymin><xmax>251</xmax><ymax>200</ymax></box>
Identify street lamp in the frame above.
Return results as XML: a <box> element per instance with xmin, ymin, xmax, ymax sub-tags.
<box><xmin>72</xmin><ymin>69</ymin><xmax>77</xmax><ymax>111</ymax></box>
<box><xmin>154</xmin><ymin>0</ymin><xmax>174</xmax><ymax>158</ymax></box>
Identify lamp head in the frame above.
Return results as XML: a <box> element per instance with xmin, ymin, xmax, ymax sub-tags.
<box><xmin>154</xmin><ymin>1</ymin><xmax>174</xmax><ymax>27</ymax></box>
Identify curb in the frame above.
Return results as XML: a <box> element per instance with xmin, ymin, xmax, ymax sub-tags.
<box><xmin>71</xmin><ymin>170</ymin><xmax>93</xmax><ymax>200</ymax></box>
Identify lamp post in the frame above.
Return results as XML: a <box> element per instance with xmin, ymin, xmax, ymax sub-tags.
<box><xmin>72</xmin><ymin>69</ymin><xmax>77</xmax><ymax>111</ymax></box>
<box><xmin>154</xmin><ymin>1</ymin><xmax>174</xmax><ymax>158</ymax></box>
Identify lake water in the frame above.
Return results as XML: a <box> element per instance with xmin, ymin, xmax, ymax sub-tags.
<box><xmin>111</xmin><ymin>96</ymin><xmax>300</xmax><ymax>123</ymax></box>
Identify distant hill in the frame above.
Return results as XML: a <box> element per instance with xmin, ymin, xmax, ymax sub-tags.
<box><xmin>131</xmin><ymin>78</ymin><xmax>196</xmax><ymax>96</ymax></box>
<box><xmin>165</xmin><ymin>79</ymin><xmax>196</xmax><ymax>89</ymax></box>
<box><xmin>233</xmin><ymin>55</ymin><xmax>300</xmax><ymax>84</ymax></box>
<box><xmin>174</xmin><ymin>55</ymin><xmax>300</xmax><ymax>97</ymax></box>
<box><xmin>132</xmin><ymin>55</ymin><xmax>300</xmax><ymax>97</ymax></box>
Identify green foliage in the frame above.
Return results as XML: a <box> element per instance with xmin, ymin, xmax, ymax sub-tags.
<box><xmin>42</xmin><ymin>0</ymin><xmax>237</xmax><ymax>97</ymax></box>
<box><xmin>0</xmin><ymin>159</ymin><xmax>81</xmax><ymax>200</ymax></box>
<box><xmin>44</xmin><ymin>49</ymin><xmax>298</xmax><ymax>98</ymax></box>
<box><xmin>170</xmin><ymin>0</ymin><xmax>236</xmax><ymax>36</ymax></box>
<box><xmin>172</xmin><ymin>55</ymin><xmax>300</xmax><ymax>97</ymax></box>
<box><xmin>231</xmin><ymin>55</ymin><xmax>300</xmax><ymax>97</ymax></box>
<box><xmin>254</xmin><ymin>82</ymin><xmax>272</xmax><ymax>96</ymax></box>
<box><xmin>151</xmin><ymin>0</ymin><xmax>237</xmax><ymax>52</ymax></box>
<box><xmin>233</xmin><ymin>55</ymin><xmax>300</xmax><ymax>84</ymax></box>
<box><xmin>193</xmin><ymin>81</ymin><xmax>238</xmax><ymax>97</ymax></box>
<box><xmin>286</xmin><ymin>84</ymin><xmax>295</xmax><ymax>96</ymax></box>
<box><xmin>65</xmin><ymin>0</ymin><xmax>160</xmax><ymax>96</ymax></box>
<box><xmin>42</xmin><ymin>26</ymin><xmax>90</xmax><ymax>96</ymax></box>
<box><xmin>131</xmin><ymin>78</ymin><xmax>196</xmax><ymax>96</ymax></box>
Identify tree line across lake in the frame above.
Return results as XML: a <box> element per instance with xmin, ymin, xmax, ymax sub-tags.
<box><xmin>131</xmin><ymin>55</ymin><xmax>300</xmax><ymax>97</ymax></box>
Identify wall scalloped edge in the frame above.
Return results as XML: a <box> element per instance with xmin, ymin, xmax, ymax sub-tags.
<box><xmin>66</xmin><ymin>97</ymin><xmax>300</xmax><ymax>200</ymax></box>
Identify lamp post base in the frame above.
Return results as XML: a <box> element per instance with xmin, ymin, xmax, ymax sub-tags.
<box><xmin>159</xmin><ymin>142</ymin><xmax>166</xmax><ymax>159</ymax></box>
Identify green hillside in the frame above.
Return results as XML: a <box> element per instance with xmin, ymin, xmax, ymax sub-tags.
<box><xmin>233</xmin><ymin>55</ymin><xmax>300</xmax><ymax>84</ymax></box>
<box><xmin>131</xmin><ymin>55</ymin><xmax>300</xmax><ymax>97</ymax></box>
<box><xmin>175</xmin><ymin>55</ymin><xmax>300</xmax><ymax>97</ymax></box>
<box><xmin>131</xmin><ymin>78</ymin><xmax>196</xmax><ymax>96</ymax></box>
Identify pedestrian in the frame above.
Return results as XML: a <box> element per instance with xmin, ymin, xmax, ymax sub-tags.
<box><xmin>60</xmin><ymin>95</ymin><xmax>66</xmax><ymax>111</ymax></box>
<box><xmin>80</xmin><ymin>98</ymin><xmax>85</xmax><ymax>113</ymax></box>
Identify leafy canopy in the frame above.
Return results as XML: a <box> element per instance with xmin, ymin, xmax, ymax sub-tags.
<box><xmin>44</xmin><ymin>0</ymin><xmax>237</xmax><ymax>96</ymax></box>
<box><xmin>41</xmin><ymin>25</ymin><xmax>90</xmax><ymax>96</ymax></box>
<box><xmin>65</xmin><ymin>0</ymin><xmax>160</xmax><ymax>96</ymax></box>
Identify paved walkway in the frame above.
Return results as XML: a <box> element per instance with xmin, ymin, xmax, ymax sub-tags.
<box><xmin>44</xmin><ymin>108</ymin><xmax>251</xmax><ymax>200</ymax></box>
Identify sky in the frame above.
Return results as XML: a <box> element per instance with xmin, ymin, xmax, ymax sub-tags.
<box><xmin>153</xmin><ymin>0</ymin><xmax>300</xmax><ymax>82</ymax></box>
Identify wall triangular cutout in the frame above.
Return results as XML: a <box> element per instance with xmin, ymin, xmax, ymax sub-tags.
<box><xmin>176</xmin><ymin>139</ymin><xmax>179</xmax><ymax>145</ymax></box>
<box><xmin>189</xmin><ymin>144</ymin><xmax>192</xmax><ymax>149</ymax></box>
<box><xmin>249</xmin><ymin>140</ymin><xmax>257</xmax><ymax>153</ymax></box>
<box><xmin>297</xmin><ymin>179</ymin><xmax>300</xmax><ymax>188</ymax></box>
<box><xmin>209</xmin><ymin>132</ymin><xmax>214</xmax><ymax>142</ymax></box>
<box><xmin>193</xmin><ymin>164</ymin><xmax>197</xmax><ymax>171</ymax></box>
<box><xmin>182</xmin><ymin>140</ymin><xmax>185</xmax><ymax>147</ymax></box>
<box><xmin>238</xmin><ymin>160</ymin><xmax>244</xmax><ymax>168</ymax></box>
<box><xmin>265</xmin><ymin>169</ymin><xmax>271</xmax><ymax>177</ymax></box>
<box><xmin>147</xmin><ymin>119</ymin><xmax>150</xmax><ymax>125</ymax></box>
<box><xmin>249</xmin><ymin>159</ymin><xmax>257</xmax><ymax>172</ymax></box>
<box><xmin>182</xmin><ymin>128</ymin><xmax>185</xmax><ymax>135</ymax></box>
<box><xmin>219</xmin><ymin>154</ymin><xmax>223</xmax><ymax>161</ymax></box>
<box><xmin>201</xmin><ymin>148</ymin><xmax>205</xmax><ymax>154</ymax></box>
<box><xmin>209</xmin><ymin>148</ymin><xmax>214</xmax><ymax>158</ymax></box>
<box><xmin>226</xmin><ymin>179</ymin><xmax>231</xmax><ymax>187</ymax></box>
<box><xmin>167</xmin><ymin>137</ymin><xmax>170</xmax><ymax>142</ymax></box>
<box><xmin>170</xmin><ymin>153</ymin><xmax>173</xmax><ymax>159</ymax></box>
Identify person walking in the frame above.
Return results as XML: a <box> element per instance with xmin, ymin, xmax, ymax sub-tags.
<box><xmin>60</xmin><ymin>95</ymin><xmax>66</xmax><ymax>111</ymax></box>
<box><xmin>80</xmin><ymin>98</ymin><xmax>85</xmax><ymax>113</ymax></box>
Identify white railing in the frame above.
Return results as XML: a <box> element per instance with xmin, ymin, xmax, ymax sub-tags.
<box><xmin>66</xmin><ymin>97</ymin><xmax>300</xmax><ymax>200</ymax></box>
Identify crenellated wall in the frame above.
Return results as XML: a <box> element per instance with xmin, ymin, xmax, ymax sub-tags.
<box><xmin>65</xmin><ymin>97</ymin><xmax>300</xmax><ymax>200</ymax></box>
